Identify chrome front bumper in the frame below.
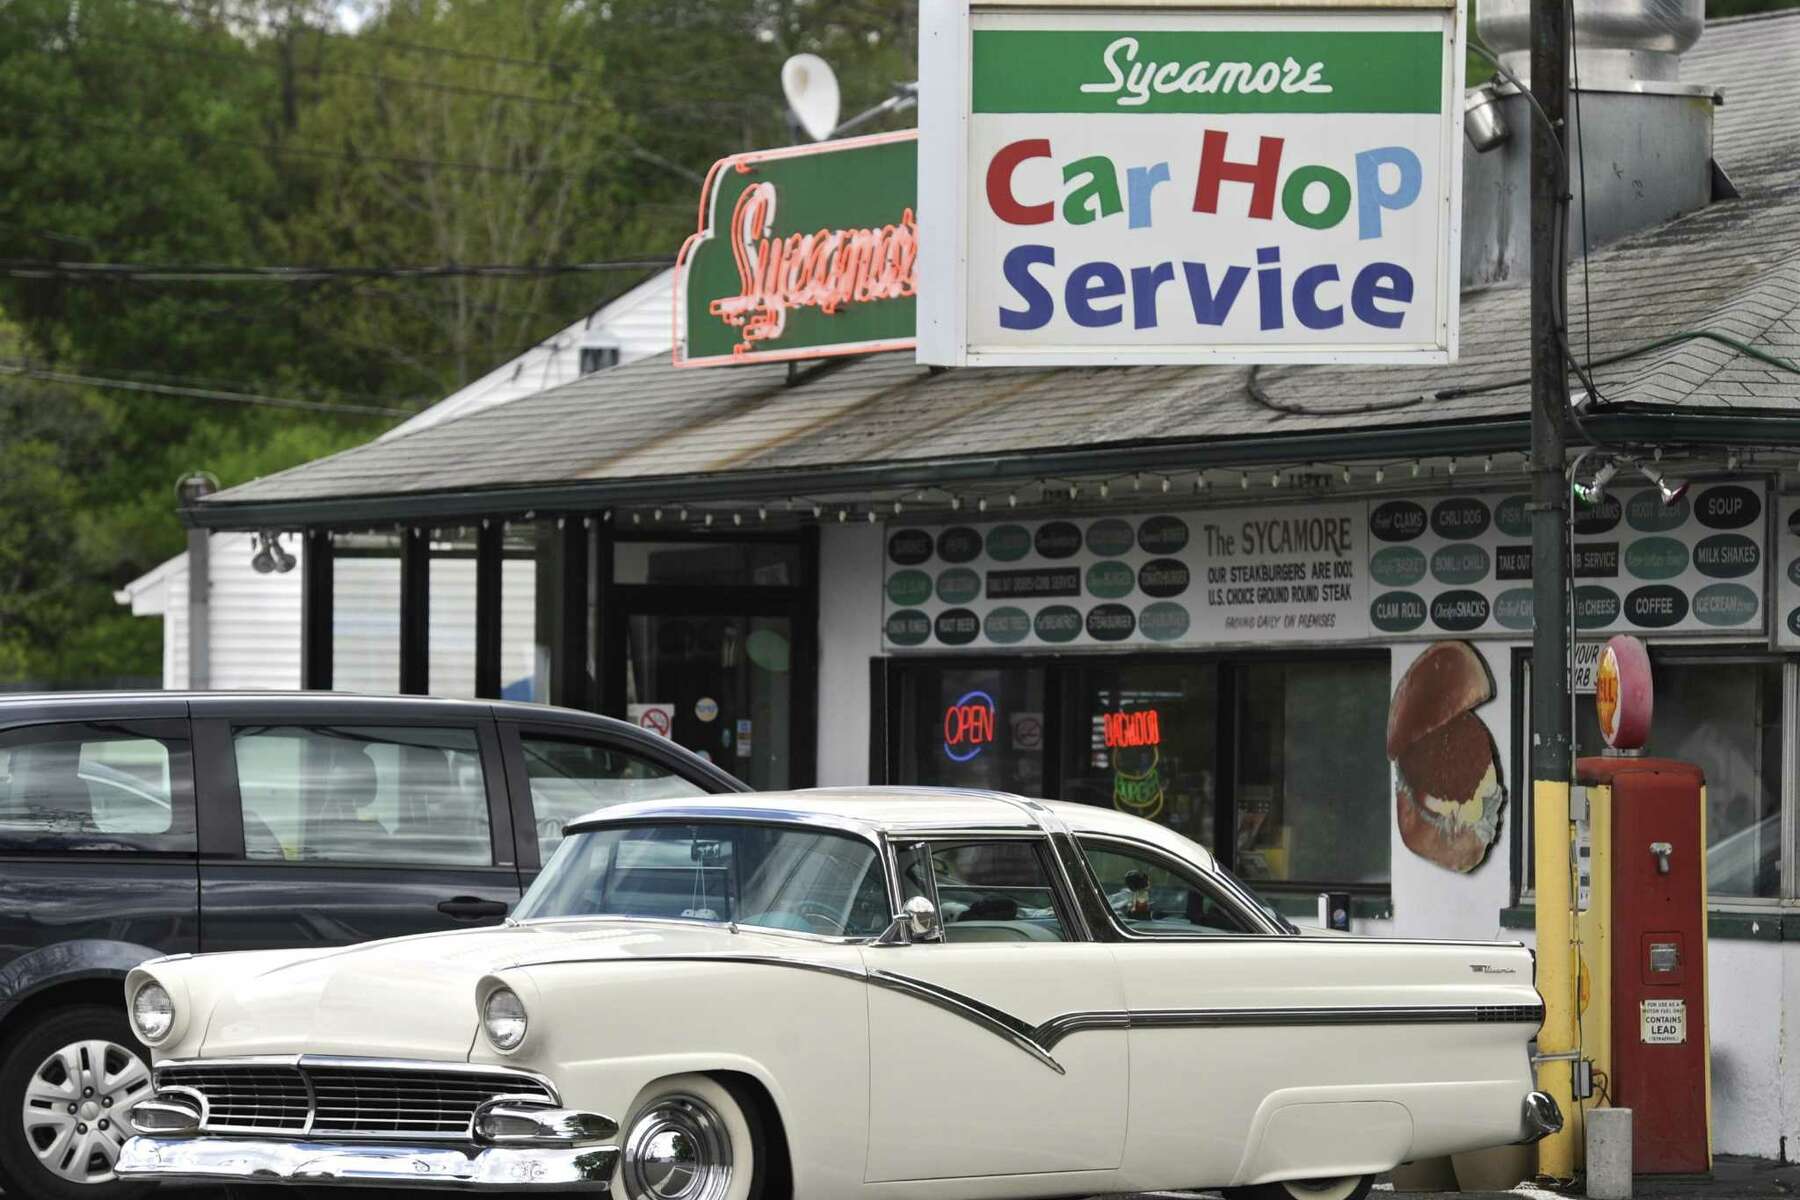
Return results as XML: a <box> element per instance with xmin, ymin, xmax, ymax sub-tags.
<box><xmin>1517</xmin><ymin>1090</ymin><xmax>1566</xmax><ymax>1144</ymax></box>
<box><xmin>116</xmin><ymin>1135</ymin><xmax>618</xmax><ymax>1190</ymax></box>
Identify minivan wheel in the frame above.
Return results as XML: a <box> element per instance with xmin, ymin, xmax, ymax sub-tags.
<box><xmin>0</xmin><ymin>1004</ymin><xmax>156</xmax><ymax>1199</ymax></box>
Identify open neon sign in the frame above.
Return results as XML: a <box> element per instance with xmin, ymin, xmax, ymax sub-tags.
<box><xmin>1103</xmin><ymin>709</ymin><xmax>1162</xmax><ymax>749</ymax></box>
<box><xmin>943</xmin><ymin>690</ymin><xmax>998</xmax><ymax>762</ymax></box>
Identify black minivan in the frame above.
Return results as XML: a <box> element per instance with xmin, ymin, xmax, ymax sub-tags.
<box><xmin>0</xmin><ymin>692</ymin><xmax>745</xmax><ymax>1198</ymax></box>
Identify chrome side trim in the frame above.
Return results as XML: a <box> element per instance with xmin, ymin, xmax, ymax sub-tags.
<box><xmin>512</xmin><ymin>954</ymin><xmax>1543</xmax><ymax>1074</ymax></box>
<box><xmin>864</xmin><ymin>968</ymin><xmax>1066</xmax><ymax>1076</ymax></box>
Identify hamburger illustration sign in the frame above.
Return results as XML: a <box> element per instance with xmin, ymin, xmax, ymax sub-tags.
<box><xmin>919</xmin><ymin>0</ymin><xmax>1465</xmax><ymax>366</ymax></box>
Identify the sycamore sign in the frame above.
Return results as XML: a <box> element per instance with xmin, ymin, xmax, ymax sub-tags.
<box><xmin>918</xmin><ymin>2</ymin><xmax>1466</xmax><ymax>366</ymax></box>
<box><xmin>674</xmin><ymin>131</ymin><xmax>919</xmax><ymax>368</ymax></box>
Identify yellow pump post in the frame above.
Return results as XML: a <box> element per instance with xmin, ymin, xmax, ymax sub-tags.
<box><xmin>1534</xmin><ymin>778</ymin><xmax>1579</xmax><ymax>1178</ymax></box>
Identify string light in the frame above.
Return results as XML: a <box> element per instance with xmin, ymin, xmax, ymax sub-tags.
<box><xmin>1194</xmin><ymin>475</ymin><xmax>1208</xmax><ymax>495</ymax></box>
<box><xmin>1376</xmin><ymin>466</ymin><xmax>1386</xmax><ymax>483</ymax></box>
<box><xmin>1484</xmin><ymin>455</ymin><xmax>1494</xmax><ymax>473</ymax></box>
<box><xmin>893</xmin><ymin>499</ymin><xmax>903</xmax><ymax>515</ymax></box>
<box><xmin>653</xmin><ymin>507</ymin><xmax>663</xmax><ymax>522</ymax></box>
<box><xmin>977</xmin><ymin>497</ymin><xmax>988</xmax><ymax>512</ymax></box>
<box><xmin>703</xmin><ymin>512</ymin><xmax>714</xmax><ymax>527</ymax></box>
<box><xmin>1132</xmin><ymin>473</ymin><xmax>1142</xmax><ymax>493</ymax></box>
<box><xmin>1160</xmin><ymin>475</ymin><xmax>1171</xmax><ymax>494</ymax></box>
<box><xmin>1411</xmin><ymin>461</ymin><xmax>1421</xmax><ymax>478</ymax></box>
<box><xmin>1240</xmin><ymin>472</ymin><xmax>1250</xmax><ymax>489</ymax></box>
<box><xmin>837</xmin><ymin>509</ymin><xmax>847</xmax><ymax>523</ymax></box>
<box><xmin>632</xmin><ymin>512</ymin><xmax>641</xmax><ymax>525</ymax></box>
<box><xmin>678</xmin><ymin>507</ymin><xmax>688</xmax><ymax>522</ymax></box>
<box><xmin>811</xmin><ymin>503</ymin><xmax>823</xmax><ymax>518</ymax></box>
<box><xmin>1342</xmin><ymin>466</ymin><xmax>1352</xmax><ymax>484</ymax></box>
<box><xmin>1099</xmin><ymin>480</ymin><xmax>1110</xmax><ymax>499</ymax></box>
<box><xmin>1447</xmin><ymin>458</ymin><xmax>1458</xmax><ymax>476</ymax></box>
<box><xmin>757</xmin><ymin>506</ymin><xmax>767</xmax><ymax>522</ymax></box>
<box><xmin>1270</xmin><ymin>470</ymin><xmax>1281</xmax><ymax>488</ymax></box>
<box><xmin>732</xmin><ymin>512</ymin><xmax>742</xmax><ymax>527</ymax></box>
<box><xmin>951</xmin><ymin>496</ymin><xmax>962</xmax><ymax>510</ymax></box>
<box><xmin>1008</xmin><ymin>491</ymin><xmax>1018</xmax><ymax>508</ymax></box>
<box><xmin>1728</xmin><ymin>451</ymin><xmax>1740</xmax><ymax>470</ymax></box>
<box><xmin>867</xmin><ymin>511</ymin><xmax>877</xmax><ymax>523</ymax></box>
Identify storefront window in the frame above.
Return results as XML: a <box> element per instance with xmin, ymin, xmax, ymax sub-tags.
<box><xmin>894</xmin><ymin>664</ymin><xmax>1045</xmax><ymax>795</ymax></box>
<box><xmin>1234</xmin><ymin>660</ymin><xmax>1391</xmax><ymax>887</ymax></box>
<box><xmin>332</xmin><ymin>530</ymin><xmax>401</xmax><ymax>693</ymax></box>
<box><xmin>614</xmin><ymin>541</ymin><xmax>800</xmax><ymax>587</ymax></box>
<box><xmin>1062</xmin><ymin>663</ymin><xmax>1217</xmax><ymax>850</ymax></box>
<box><xmin>427</xmin><ymin>528</ymin><xmax>479</xmax><ymax>699</ymax></box>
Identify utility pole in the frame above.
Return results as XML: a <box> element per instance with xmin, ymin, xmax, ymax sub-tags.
<box><xmin>1529</xmin><ymin>0</ymin><xmax>1577</xmax><ymax>1178</ymax></box>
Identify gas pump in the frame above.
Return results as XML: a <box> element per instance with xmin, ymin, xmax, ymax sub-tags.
<box><xmin>1560</xmin><ymin>636</ymin><xmax>1712</xmax><ymax>1176</ymax></box>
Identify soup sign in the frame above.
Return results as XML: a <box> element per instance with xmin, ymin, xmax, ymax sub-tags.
<box><xmin>919</xmin><ymin>1</ymin><xmax>1464</xmax><ymax>366</ymax></box>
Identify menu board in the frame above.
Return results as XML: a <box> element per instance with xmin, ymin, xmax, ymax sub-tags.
<box><xmin>882</xmin><ymin>504</ymin><xmax>1366</xmax><ymax>651</ymax></box>
<box><xmin>1366</xmin><ymin>482</ymin><xmax>1765</xmax><ymax>639</ymax></box>
<box><xmin>881</xmin><ymin>482</ymin><xmax>1768</xmax><ymax>652</ymax></box>
<box><xmin>1777</xmin><ymin>497</ymin><xmax>1800</xmax><ymax>648</ymax></box>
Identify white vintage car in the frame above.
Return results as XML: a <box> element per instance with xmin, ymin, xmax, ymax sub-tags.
<box><xmin>116</xmin><ymin>789</ymin><xmax>1558</xmax><ymax>1199</ymax></box>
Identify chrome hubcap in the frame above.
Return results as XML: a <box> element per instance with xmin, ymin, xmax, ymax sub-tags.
<box><xmin>622</xmin><ymin>1095</ymin><xmax>733</xmax><ymax>1200</ymax></box>
<box><xmin>21</xmin><ymin>1039</ymin><xmax>152</xmax><ymax>1184</ymax></box>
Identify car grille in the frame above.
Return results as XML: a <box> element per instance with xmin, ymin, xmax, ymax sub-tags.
<box><xmin>156</xmin><ymin>1058</ymin><xmax>555</xmax><ymax>1140</ymax></box>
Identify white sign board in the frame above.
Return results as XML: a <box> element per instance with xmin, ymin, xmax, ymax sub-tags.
<box><xmin>1641</xmin><ymin>998</ymin><xmax>1687</xmax><ymax>1045</ymax></box>
<box><xmin>1776</xmin><ymin>497</ymin><xmax>1800</xmax><ymax>647</ymax></box>
<box><xmin>918</xmin><ymin>0</ymin><xmax>1465</xmax><ymax>366</ymax></box>
<box><xmin>628</xmin><ymin>703</ymin><xmax>674</xmax><ymax>739</ymax></box>
<box><xmin>881</xmin><ymin>482</ymin><xmax>1768</xmax><ymax>652</ymax></box>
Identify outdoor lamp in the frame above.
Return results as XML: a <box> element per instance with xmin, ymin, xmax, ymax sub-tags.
<box><xmin>1638</xmin><ymin>463</ymin><xmax>1690</xmax><ymax>506</ymax></box>
<box><xmin>1573</xmin><ymin>460</ymin><xmax>1619</xmax><ymax>506</ymax></box>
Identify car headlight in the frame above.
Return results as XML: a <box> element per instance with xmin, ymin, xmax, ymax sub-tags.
<box><xmin>482</xmin><ymin>986</ymin><xmax>528</xmax><ymax>1052</ymax></box>
<box><xmin>131</xmin><ymin>980</ymin><xmax>176</xmax><ymax>1044</ymax></box>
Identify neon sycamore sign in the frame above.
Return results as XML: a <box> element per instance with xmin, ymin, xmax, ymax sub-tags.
<box><xmin>709</xmin><ymin>180</ymin><xmax>918</xmax><ymax>352</ymax></box>
<box><xmin>675</xmin><ymin>131</ymin><xmax>919</xmax><ymax>368</ymax></box>
<box><xmin>943</xmin><ymin>690</ymin><xmax>998</xmax><ymax>762</ymax></box>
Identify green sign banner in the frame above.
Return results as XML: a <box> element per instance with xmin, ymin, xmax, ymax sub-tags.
<box><xmin>674</xmin><ymin>131</ymin><xmax>919</xmax><ymax>368</ymax></box>
<box><xmin>972</xmin><ymin>30</ymin><xmax>1444</xmax><ymax>115</ymax></box>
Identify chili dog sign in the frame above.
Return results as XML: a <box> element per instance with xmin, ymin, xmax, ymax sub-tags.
<box><xmin>918</xmin><ymin>1</ymin><xmax>1465</xmax><ymax>366</ymax></box>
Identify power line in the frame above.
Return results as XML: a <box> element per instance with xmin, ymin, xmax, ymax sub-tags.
<box><xmin>131</xmin><ymin>0</ymin><xmax>611</xmax><ymax>82</ymax></box>
<box><xmin>0</xmin><ymin>257</ymin><xmax>675</xmax><ymax>283</ymax></box>
<box><xmin>0</xmin><ymin>361</ymin><xmax>411</xmax><ymax>417</ymax></box>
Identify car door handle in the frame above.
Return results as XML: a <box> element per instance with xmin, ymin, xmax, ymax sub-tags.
<box><xmin>438</xmin><ymin>897</ymin><xmax>509</xmax><ymax>920</ymax></box>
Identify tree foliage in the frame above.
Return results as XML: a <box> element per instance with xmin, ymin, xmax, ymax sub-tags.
<box><xmin>0</xmin><ymin>0</ymin><xmax>1789</xmax><ymax>683</ymax></box>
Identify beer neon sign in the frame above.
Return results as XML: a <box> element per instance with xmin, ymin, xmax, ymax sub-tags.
<box><xmin>1103</xmin><ymin>709</ymin><xmax>1162</xmax><ymax>749</ymax></box>
<box><xmin>943</xmin><ymin>690</ymin><xmax>998</xmax><ymax>763</ymax></box>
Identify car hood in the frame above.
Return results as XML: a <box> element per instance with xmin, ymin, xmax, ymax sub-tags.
<box><xmin>198</xmin><ymin>920</ymin><xmax>814</xmax><ymax>1060</ymax></box>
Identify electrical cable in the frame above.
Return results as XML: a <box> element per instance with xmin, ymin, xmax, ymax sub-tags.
<box><xmin>0</xmin><ymin>257</ymin><xmax>675</xmax><ymax>283</ymax></box>
<box><xmin>1243</xmin><ymin>363</ymin><xmax>1424</xmax><ymax>417</ymax></box>
<box><xmin>0</xmin><ymin>361</ymin><xmax>410</xmax><ymax>417</ymax></box>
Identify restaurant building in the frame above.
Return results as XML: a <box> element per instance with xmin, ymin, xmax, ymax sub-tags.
<box><xmin>169</xmin><ymin>10</ymin><xmax>1800</xmax><ymax>1158</ymax></box>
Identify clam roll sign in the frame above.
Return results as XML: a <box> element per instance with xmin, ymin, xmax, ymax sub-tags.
<box><xmin>918</xmin><ymin>1</ymin><xmax>1465</xmax><ymax>366</ymax></box>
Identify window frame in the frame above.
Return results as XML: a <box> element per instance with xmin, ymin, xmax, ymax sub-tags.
<box><xmin>888</xmin><ymin>831</ymin><xmax>1092</xmax><ymax>945</ymax></box>
<box><xmin>199</xmin><ymin>716</ymin><xmax>512</xmax><ymax>870</ymax></box>
<box><xmin>0</xmin><ymin>719</ymin><xmax>196</xmax><ymax>854</ymax></box>
<box><xmin>1511</xmin><ymin>644</ymin><xmax>1795</xmax><ymax>909</ymax></box>
<box><xmin>878</xmin><ymin>647</ymin><xmax>1394</xmax><ymax>898</ymax></box>
<box><xmin>524</xmin><ymin>814</ymin><xmax>898</xmax><ymax>944</ymax></box>
<box><xmin>1074</xmin><ymin>832</ymin><xmax>1282</xmax><ymax>940</ymax></box>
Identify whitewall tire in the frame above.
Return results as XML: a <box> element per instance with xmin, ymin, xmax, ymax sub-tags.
<box><xmin>615</xmin><ymin>1073</ymin><xmax>764</xmax><ymax>1200</ymax></box>
<box><xmin>1228</xmin><ymin>1174</ymin><xmax>1377</xmax><ymax>1200</ymax></box>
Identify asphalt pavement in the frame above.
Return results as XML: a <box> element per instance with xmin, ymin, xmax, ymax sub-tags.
<box><xmin>19</xmin><ymin>1156</ymin><xmax>1793</xmax><ymax>1199</ymax></box>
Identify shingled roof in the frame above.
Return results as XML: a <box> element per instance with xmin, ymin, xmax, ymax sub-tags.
<box><xmin>193</xmin><ymin>10</ymin><xmax>1800</xmax><ymax>527</ymax></box>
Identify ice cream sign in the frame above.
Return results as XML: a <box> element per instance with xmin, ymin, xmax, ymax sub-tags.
<box><xmin>919</xmin><ymin>1</ymin><xmax>1465</xmax><ymax>366</ymax></box>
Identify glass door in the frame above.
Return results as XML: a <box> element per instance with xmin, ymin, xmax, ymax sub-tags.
<box><xmin>624</xmin><ymin>613</ymin><xmax>794</xmax><ymax>790</ymax></box>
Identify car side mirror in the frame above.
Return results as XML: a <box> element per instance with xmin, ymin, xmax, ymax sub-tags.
<box><xmin>903</xmin><ymin>895</ymin><xmax>941</xmax><ymax>942</ymax></box>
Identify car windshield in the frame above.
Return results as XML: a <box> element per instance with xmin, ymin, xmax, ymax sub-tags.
<box><xmin>514</xmin><ymin>821</ymin><xmax>892</xmax><ymax>939</ymax></box>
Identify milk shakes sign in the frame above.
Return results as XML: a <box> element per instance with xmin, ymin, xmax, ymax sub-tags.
<box><xmin>918</xmin><ymin>1</ymin><xmax>1465</xmax><ymax>366</ymax></box>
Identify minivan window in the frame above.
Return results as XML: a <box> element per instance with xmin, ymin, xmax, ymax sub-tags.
<box><xmin>232</xmin><ymin>725</ymin><xmax>492</xmax><ymax>866</ymax></box>
<box><xmin>519</xmin><ymin>735</ymin><xmax>706</xmax><ymax>857</ymax></box>
<box><xmin>0</xmin><ymin>726</ymin><xmax>192</xmax><ymax>851</ymax></box>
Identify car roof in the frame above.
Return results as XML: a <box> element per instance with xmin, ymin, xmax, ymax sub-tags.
<box><xmin>565</xmin><ymin>786</ymin><xmax>1219</xmax><ymax>870</ymax></box>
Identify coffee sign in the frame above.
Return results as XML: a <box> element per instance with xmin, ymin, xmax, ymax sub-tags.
<box><xmin>675</xmin><ymin>131</ymin><xmax>918</xmax><ymax>367</ymax></box>
<box><xmin>918</xmin><ymin>1</ymin><xmax>1465</xmax><ymax>366</ymax></box>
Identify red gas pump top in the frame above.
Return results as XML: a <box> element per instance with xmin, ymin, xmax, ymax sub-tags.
<box><xmin>1575</xmin><ymin>757</ymin><xmax>1706</xmax><ymax>788</ymax></box>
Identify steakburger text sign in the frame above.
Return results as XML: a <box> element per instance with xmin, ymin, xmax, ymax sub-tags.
<box><xmin>918</xmin><ymin>1</ymin><xmax>1465</xmax><ymax>366</ymax></box>
<box><xmin>675</xmin><ymin>131</ymin><xmax>918</xmax><ymax>367</ymax></box>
